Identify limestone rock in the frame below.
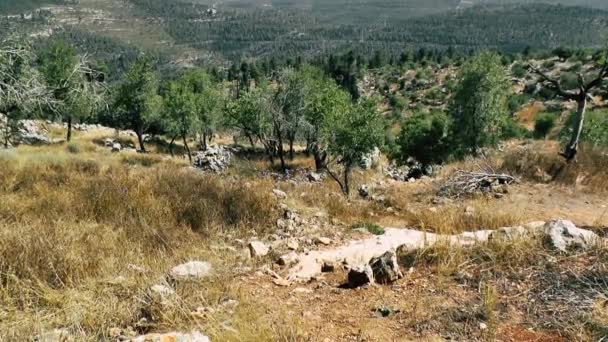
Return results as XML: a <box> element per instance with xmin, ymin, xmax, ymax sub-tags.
<box><xmin>278</xmin><ymin>252</ymin><xmax>299</xmax><ymax>266</ymax></box>
<box><xmin>272</xmin><ymin>189</ymin><xmax>287</xmax><ymax>199</ymax></box>
<box><xmin>248</xmin><ymin>241</ymin><xmax>270</xmax><ymax>257</ymax></box>
<box><xmin>193</xmin><ymin>145</ymin><xmax>232</xmax><ymax>173</ymax></box>
<box><xmin>544</xmin><ymin>220</ymin><xmax>599</xmax><ymax>253</ymax></box>
<box><xmin>369</xmin><ymin>250</ymin><xmax>403</xmax><ymax>284</ymax></box>
<box><xmin>315</xmin><ymin>237</ymin><xmax>332</xmax><ymax>245</ymax></box>
<box><xmin>169</xmin><ymin>261</ymin><xmax>212</xmax><ymax>281</ymax></box>
<box><xmin>360</xmin><ymin>147</ymin><xmax>380</xmax><ymax>170</ymax></box>
<box><xmin>307</xmin><ymin>172</ymin><xmax>322</xmax><ymax>182</ymax></box>
<box><xmin>111</xmin><ymin>142</ymin><xmax>122</xmax><ymax>152</ymax></box>
<box><xmin>35</xmin><ymin>329</ymin><xmax>73</xmax><ymax>342</ymax></box>
<box><xmin>150</xmin><ymin>284</ymin><xmax>175</xmax><ymax>297</ymax></box>
<box><xmin>132</xmin><ymin>331</ymin><xmax>210</xmax><ymax>342</ymax></box>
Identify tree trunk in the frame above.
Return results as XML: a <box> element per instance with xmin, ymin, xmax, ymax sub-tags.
<box><xmin>169</xmin><ymin>135</ymin><xmax>176</xmax><ymax>156</ymax></box>
<box><xmin>289</xmin><ymin>136</ymin><xmax>295</xmax><ymax>160</ymax></box>
<box><xmin>136</xmin><ymin>128</ymin><xmax>146</xmax><ymax>153</ymax></box>
<box><xmin>312</xmin><ymin>144</ymin><xmax>327</xmax><ymax>171</ymax></box>
<box><xmin>561</xmin><ymin>97</ymin><xmax>587</xmax><ymax>162</ymax></box>
<box><xmin>183</xmin><ymin>135</ymin><xmax>192</xmax><ymax>163</ymax></box>
<box><xmin>201</xmin><ymin>132</ymin><xmax>208</xmax><ymax>151</ymax></box>
<box><xmin>343</xmin><ymin>166</ymin><xmax>351</xmax><ymax>196</ymax></box>
<box><xmin>66</xmin><ymin>117</ymin><xmax>72</xmax><ymax>142</ymax></box>
<box><xmin>278</xmin><ymin>139</ymin><xmax>286</xmax><ymax>172</ymax></box>
<box><xmin>247</xmin><ymin>134</ymin><xmax>255</xmax><ymax>149</ymax></box>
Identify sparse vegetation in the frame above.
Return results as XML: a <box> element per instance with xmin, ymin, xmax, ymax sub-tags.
<box><xmin>0</xmin><ymin>2</ymin><xmax>607</xmax><ymax>341</ymax></box>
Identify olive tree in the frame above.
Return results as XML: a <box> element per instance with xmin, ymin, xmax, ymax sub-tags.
<box><xmin>40</xmin><ymin>40</ymin><xmax>102</xmax><ymax>142</ymax></box>
<box><xmin>324</xmin><ymin>99</ymin><xmax>385</xmax><ymax>195</ymax></box>
<box><xmin>450</xmin><ymin>52</ymin><xmax>511</xmax><ymax>156</ymax></box>
<box><xmin>112</xmin><ymin>56</ymin><xmax>162</xmax><ymax>152</ymax></box>
<box><xmin>0</xmin><ymin>35</ymin><xmax>48</xmax><ymax>148</ymax></box>
<box><xmin>530</xmin><ymin>53</ymin><xmax>608</xmax><ymax>161</ymax></box>
<box><xmin>180</xmin><ymin>69</ymin><xmax>221</xmax><ymax>151</ymax></box>
<box><xmin>163</xmin><ymin>75</ymin><xmax>199</xmax><ymax>162</ymax></box>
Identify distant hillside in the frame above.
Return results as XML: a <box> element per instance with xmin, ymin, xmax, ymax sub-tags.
<box><xmin>0</xmin><ymin>0</ymin><xmax>61</xmax><ymax>14</ymax></box>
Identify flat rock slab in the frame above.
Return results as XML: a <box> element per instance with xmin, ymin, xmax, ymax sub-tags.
<box><xmin>132</xmin><ymin>331</ymin><xmax>210</xmax><ymax>342</ymax></box>
<box><xmin>286</xmin><ymin>219</ymin><xmax>604</xmax><ymax>282</ymax></box>
<box><xmin>169</xmin><ymin>261</ymin><xmax>213</xmax><ymax>281</ymax></box>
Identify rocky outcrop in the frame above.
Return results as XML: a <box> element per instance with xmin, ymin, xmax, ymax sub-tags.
<box><xmin>192</xmin><ymin>145</ymin><xmax>232</xmax><ymax>173</ymax></box>
<box><xmin>369</xmin><ymin>250</ymin><xmax>403</xmax><ymax>284</ymax></box>
<box><xmin>286</xmin><ymin>220</ymin><xmax>602</xmax><ymax>282</ymax></box>
<box><xmin>360</xmin><ymin>147</ymin><xmax>380</xmax><ymax>170</ymax></box>
<box><xmin>544</xmin><ymin>219</ymin><xmax>599</xmax><ymax>252</ymax></box>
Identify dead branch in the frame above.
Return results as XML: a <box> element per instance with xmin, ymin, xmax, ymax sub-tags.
<box><xmin>439</xmin><ymin>170</ymin><xmax>518</xmax><ymax>198</ymax></box>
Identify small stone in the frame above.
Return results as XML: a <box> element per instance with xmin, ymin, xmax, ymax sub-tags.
<box><xmin>315</xmin><ymin>237</ymin><xmax>332</xmax><ymax>245</ymax></box>
<box><xmin>132</xmin><ymin>331</ymin><xmax>210</xmax><ymax>342</ymax></box>
<box><xmin>287</xmin><ymin>239</ymin><xmax>299</xmax><ymax>251</ymax></box>
<box><xmin>278</xmin><ymin>252</ymin><xmax>299</xmax><ymax>266</ymax></box>
<box><xmin>150</xmin><ymin>284</ymin><xmax>175</xmax><ymax>296</ymax></box>
<box><xmin>307</xmin><ymin>172</ymin><xmax>322</xmax><ymax>182</ymax></box>
<box><xmin>369</xmin><ymin>250</ymin><xmax>403</xmax><ymax>284</ymax></box>
<box><xmin>273</xmin><ymin>189</ymin><xmax>287</xmax><ymax>199</ymax></box>
<box><xmin>169</xmin><ymin>261</ymin><xmax>213</xmax><ymax>281</ymax></box>
<box><xmin>111</xmin><ymin>142</ymin><xmax>122</xmax><ymax>152</ymax></box>
<box><xmin>273</xmin><ymin>277</ymin><xmax>291</xmax><ymax>287</ymax></box>
<box><xmin>479</xmin><ymin>322</ymin><xmax>488</xmax><ymax>330</ymax></box>
<box><xmin>248</xmin><ymin>241</ymin><xmax>270</xmax><ymax>257</ymax></box>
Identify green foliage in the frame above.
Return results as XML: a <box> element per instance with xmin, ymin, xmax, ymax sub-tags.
<box><xmin>559</xmin><ymin>72</ymin><xmax>580</xmax><ymax>90</ymax></box>
<box><xmin>560</xmin><ymin>109</ymin><xmax>608</xmax><ymax>146</ymax></box>
<box><xmin>39</xmin><ymin>39</ymin><xmax>101</xmax><ymax>140</ymax></box>
<box><xmin>225</xmin><ymin>85</ymin><xmax>273</xmax><ymax>143</ymax></box>
<box><xmin>507</xmin><ymin>93</ymin><xmax>531</xmax><ymax>114</ymax></box>
<box><xmin>327</xmin><ymin>99</ymin><xmax>385</xmax><ymax>169</ymax></box>
<box><xmin>511</xmin><ymin>62</ymin><xmax>527</xmax><ymax>78</ymax></box>
<box><xmin>534</xmin><ymin>112</ymin><xmax>558</xmax><ymax>139</ymax></box>
<box><xmin>450</xmin><ymin>52</ymin><xmax>511</xmax><ymax>156</ymax></box>
<box><xmin>163</xmin><ymin>76</ymin><xmax>199</xmax><ymax>139</ymax></box>
<box><xmin>112</xmin><ymin>56</ymin><xmax>162</xmax><ymax>149</ymax></box>
<box><xmin>352</xmin><ymin>222</ymin><xmax>385</xmax><ymax>235</ymax></box>
<box><xmin>0</xmin><ymin>35</ymin><xmax>47</xmax><ymax>147</ymax></box>
<box><xmin>396</xmin><ymin>111</ymin><xmax>451</xmax><ymax>165</ymax></box>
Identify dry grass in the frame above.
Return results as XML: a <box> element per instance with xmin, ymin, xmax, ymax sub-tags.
<box><xmin>502</xmin><ymin>141</ymin><xmax>608</xmax><ymax>193</ymax></box>
<box><xmin>0</xmin><ymin>147</ymin><xmax>292</xmax><ymax>340</ymax></box>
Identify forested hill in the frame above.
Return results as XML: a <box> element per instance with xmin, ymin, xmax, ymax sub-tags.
<box><xmin>1</xmin><ymin>0</ymin><xmax>608</xmax><ymax>69</ymax></box>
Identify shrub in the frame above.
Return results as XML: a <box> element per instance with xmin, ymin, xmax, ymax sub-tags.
<box><xmin>560</xmin><ymin>109</ymin><xmax>608</xmax><ymax>147</ymax></box>
<box><xmin>66</xmin><ymin>142</ymin><xmax>81</xmax><ymax>154</ymax></box>
<box><xmin>450</xmin><ymin>52</ymin><xmax>510</xmax><ymax>156</ymax></box>
<box><xmin>502</xmin><ymin>118</ymin><xmax>530</xmax><ymax>139</ymax></box>
<box><xmin>352</xmin><ymin>222</ymin><xmax>385</xmax><ymax>235</ymax></box>
<box><xmin>395</xmin><ymin>110</ymin><xmax>452</xmax><ymax>165</ymax></box>
<box><xmin>534</xmin><ymin>112</ymin><xmax>558</xmax><ymax>139</ymax></box>
<box><xmin>511</xmin><ymin>62</ymin><xmax>527</xmax><ymax>78</ymax></box>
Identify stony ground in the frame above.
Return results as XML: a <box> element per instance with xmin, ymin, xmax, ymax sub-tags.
<box><xmin>1</xmin><ymin>125</ymin><xmax>607</xmax><ymax>341</ymax></box>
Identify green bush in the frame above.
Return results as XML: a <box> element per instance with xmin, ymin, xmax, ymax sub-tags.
<box><xmin>352</xmin><ymin>222</ymin><xmax>385</xmax><ymax>235</ymax></box>
<box><xmin>502</xmin><ymin>118</ymin><xmax>530</xmax><ymax>140</ymax></box>
<box><xmin>534</xmin><ymin>112</ymin><xmax>558</xmax><ymax>139</ymax></box>
<box><xmin>511</xmin><ymin>62</ymin><xmax>527</xmax><ymax>78</ymax></box>
<box><xmin>560</xmin><ymin>109</ymin><xmax>608</xmax><ymax>147</ymax></box>
<box><xmin>396</xmin><ymin>110</ymin><xmax>451</xmax><ymax>165</ymax></box>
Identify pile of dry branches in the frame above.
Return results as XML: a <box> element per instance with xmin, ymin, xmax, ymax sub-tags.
<box><xmin>439</xmin><ymin>170</ymin><xmax>518</xmax><ymax>198</ymax></box>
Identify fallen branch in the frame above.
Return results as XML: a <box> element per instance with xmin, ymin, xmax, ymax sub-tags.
<box><xmin>439</xmin><ymin>170</ymin><xmax>518</xmax><ymax>198</ymax></box>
